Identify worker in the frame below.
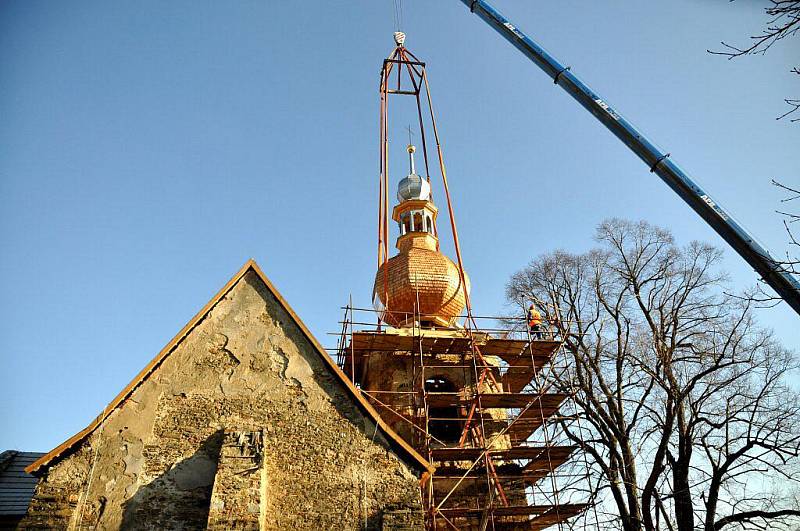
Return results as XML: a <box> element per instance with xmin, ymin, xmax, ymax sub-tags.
<box><xmin>527</xmin><ymin>304</ymin><xmax>543</xmax><ymax>339</ymax></box>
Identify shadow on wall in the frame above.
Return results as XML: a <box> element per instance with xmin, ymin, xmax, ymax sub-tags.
<box><xmin>120</xmin><ymin>431</ymin><xmax>223</xmax><ymax>531</ymax></box>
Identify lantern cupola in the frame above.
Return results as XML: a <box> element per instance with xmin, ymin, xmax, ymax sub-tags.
<box><xmin>394</xmin><ymin>145</ymin><xmax>437</xmax><ymax>251</ymax></box>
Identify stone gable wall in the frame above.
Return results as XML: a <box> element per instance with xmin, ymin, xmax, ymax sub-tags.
<box><xmin>22</xmin><ymin>271</ymin><xmax>423</xmax><ymax>530</ymax></box>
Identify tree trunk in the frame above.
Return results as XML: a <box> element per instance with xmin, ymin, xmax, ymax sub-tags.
<box><xmin>672</xmin><ymin>446</ymin><xmax>694</xmax><ymax>531</ymax></box>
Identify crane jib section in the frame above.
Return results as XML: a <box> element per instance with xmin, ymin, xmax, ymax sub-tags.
<box><xmin>460</xmin><ymin>0</ymin><xmax>800</xmax><ymax>315</ymax></box>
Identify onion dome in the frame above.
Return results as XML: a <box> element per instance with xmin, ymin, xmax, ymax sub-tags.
<box><xmin>397</xmin><ymin>173</ymin><xmax>431</xmax><ymax>202</ymax></box>
<box><xmin>397</xmin><ymin>145</ymin><xmax>431</xmax><ymax>202</ymax></box>
<box><xmin>374</xmin><ymin>234</ymin><xmax>470</xmax><ymax>328</ymax></box>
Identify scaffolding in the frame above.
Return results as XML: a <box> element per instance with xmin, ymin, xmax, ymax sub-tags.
<box><xmin>332</xmin><ymin>306</ymin><xmax>590</xmax><ymax>530</ymax></box>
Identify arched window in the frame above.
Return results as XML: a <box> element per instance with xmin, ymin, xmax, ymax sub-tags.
<box><xmin>426</xmin><ymin>215</ymin><xmax>433</xmax><ymax>233</ymax></box>
<box><xmin>413</xmin><ymin>211</ymin><xmax>424</xmax><ymax>233</ymax></box>
<box><xmin>400</xmin><ymin>212</ymin><xmax>411</xmax><ymax>235</ymax></box>
<box><xmin>425</xmin><ymin>376</ymin><xmax>461</xmax><ymax>444</ymax></box>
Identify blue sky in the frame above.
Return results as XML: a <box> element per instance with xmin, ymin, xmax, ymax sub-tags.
<box><xmin>1</xmin><ymin>1</ymin><xmax>798</xmax><ymax>452</ymax></box>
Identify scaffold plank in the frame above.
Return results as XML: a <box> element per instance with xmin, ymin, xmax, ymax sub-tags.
<box><xmin>500</xmin><ymin>358</ymin><xmax>551</xmax><ymax>393</ymax></box>
<box><xmin>433</xmin><ymin>446</ymin><xmax>575</xmax><ymax>483</ymax></box>
<box><xmin>349</xmin><ymin>331</ymin><xmax>478</xmax><ymax>357</ymax></box>
<box><xmin>529</xmin><ymin>504</ymin><xmax>590</xmax><ymax>530</ymax></box>
<box><xmin>425</xmin><ymin>392</ymin><xmax>566</xmax><ymax>410</ymax></box>
<box><xmin>429</xmin><ymin>445</ymin><xmax>574</xmax><ymax>462</ymax></box>
<box><xmin>482</xmin><ymin>338</ymin><xmax>560</xmax><ymax>362</ymax></box>
<box><xmin>351</xmin><ymin>331</ymin><xmax>415</xmax><ymax>352</ymax></box>
<box><xmin>437</xmin><ymin>503</ymin><xmax>587</xmax><ymax>518</ymax></box>
<box><xmin>521</xmin><ymin>446</ymin><xmax>577</xmax><ymax>477</ymax></box>
<box><xmin>420</xmin><ymin>336</ymin><xmax>472</xmax><ymax>355</ymax></box>
<box><xmin>477</xmin><ymin>393</ymin><xmax>547</xmax><ymax>408</ymax></box>
<box><xmin>480</xmin><ymin>338</ymin><xmax>529</xmax><ymax>357</ymax></box>
<box><xmin>506</xmin><ymin>394</ymin><xmax>568</xmax><ymax>441</ymax></box>
<box><xmin>347</xmin><ymin>332</ymin><xmax>561</xmax><ymax>362</ymax></box>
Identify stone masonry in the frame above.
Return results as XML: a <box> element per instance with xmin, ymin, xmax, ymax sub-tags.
<box><xmin>207</xmin><ymin>430</ymin><xmax>264</xmax><ymax>530</ymax></box>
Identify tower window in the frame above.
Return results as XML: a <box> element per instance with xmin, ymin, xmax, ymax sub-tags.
<box><xmin>425</xmin><ymin>376</ymin><xmax>461</xmax><ymax>444</ymax></box>
<box><xmin>400</xmin><ymin>212</ymin><xmax>411</xmax><ymax>235</ymax></box>
<box><xmin>413</xmin><ymin>211</ymin><xmax>423</xmax><ymax>233</ymax></box>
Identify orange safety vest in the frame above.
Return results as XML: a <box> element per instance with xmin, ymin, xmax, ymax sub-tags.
<box><xmin>527</xmin><ymin>307</ymin><xmax>542</xmax><ymax>327</ymax></box>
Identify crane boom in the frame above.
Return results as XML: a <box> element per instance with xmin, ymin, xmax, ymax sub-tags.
<box><xmin>459</xmin><ymin>0</ymin><xmax>800</xmax><ymax>316</ymax></box>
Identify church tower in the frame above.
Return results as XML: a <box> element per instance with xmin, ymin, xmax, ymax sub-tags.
<box><xmin>338</xmin><ymin>33</ymin><xmax>588</xmax><ymax>530</ymax></box>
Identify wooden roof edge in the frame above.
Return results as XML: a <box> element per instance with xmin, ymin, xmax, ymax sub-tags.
<box><xmin>27</xmin><ymin>260</ymin><xmax>433</xmax><ymax>476</ymax></box>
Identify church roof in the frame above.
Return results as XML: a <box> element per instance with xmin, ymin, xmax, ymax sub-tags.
<box><xmin>0</xmin><ymin>451</ymin><xmax>44</xmax><ymax>517</ymax></box>
<box><xmin>26</xmin><ymin>260</ymin><xmax>433</xmax><ymax>476</ymax></box>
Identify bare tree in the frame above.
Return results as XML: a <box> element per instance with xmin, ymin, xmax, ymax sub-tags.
<box><xmin>740</xmin><ymin>180</ymin><xmax>800</xmax><ymax>307</ymax></box>
<box><xmin>506</xmin><ymin>219</ymin><xmax>800</xmax><ymax>531</ymax></box>
<box><xmin>708</xmin><ymin>1</ymin><xmax>800</xmax><ymax>121</ymax></box>
<box><xmin>773</xmin><ymin>180</ymin><xmax>800</xmax><ymax>273</ymax></box>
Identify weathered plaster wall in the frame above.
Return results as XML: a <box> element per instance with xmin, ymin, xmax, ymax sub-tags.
<box><xmin>22</xmin><ymin>271</ymin><xmax>423</xmax><ymax>530</ymax></box>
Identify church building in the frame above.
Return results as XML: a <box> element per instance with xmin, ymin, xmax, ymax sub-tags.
<box><xmin>21</xmin><ymin>261</ymin><xmax>430</xmax><ymax>529</ymax></box>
